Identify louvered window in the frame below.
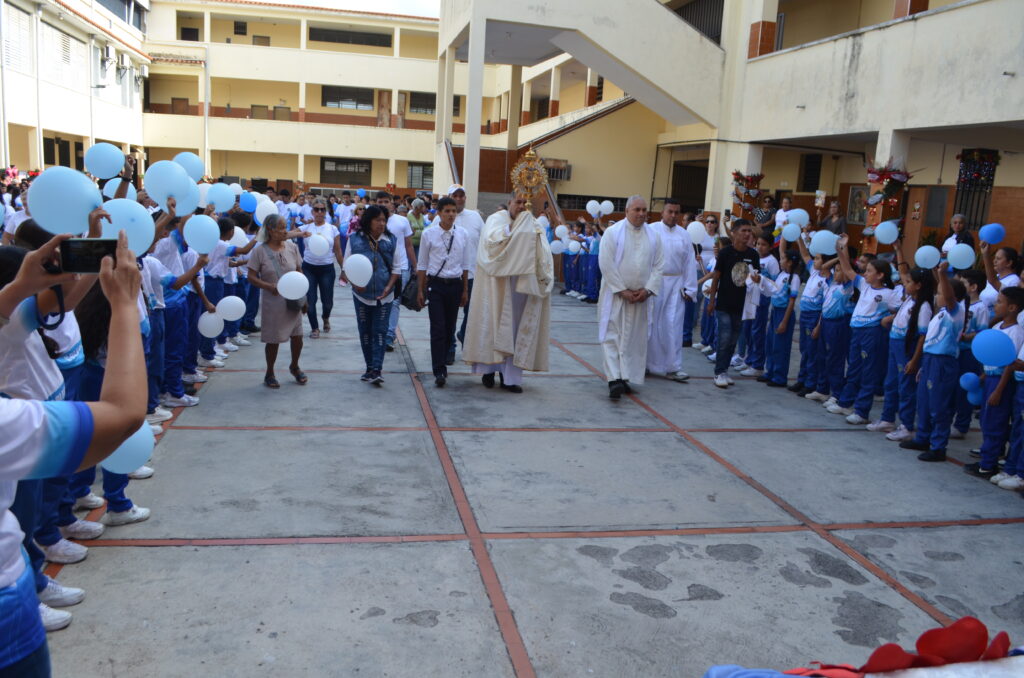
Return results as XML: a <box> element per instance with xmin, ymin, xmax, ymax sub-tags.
<box><xmin>2</xmin><ymin>4</ymin><xmax>33</xmax><ymax>74</ymax></box>
<box><xmin>40</xmin><ymin>23</ymin><xmax>86</xmax><ymax>90</ymax></box>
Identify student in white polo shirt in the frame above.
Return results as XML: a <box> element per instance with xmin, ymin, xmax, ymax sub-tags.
<box><xmin>376</xmin><ymin>191</ymin><xmax>417</xmax><ymax>351</ymax></box>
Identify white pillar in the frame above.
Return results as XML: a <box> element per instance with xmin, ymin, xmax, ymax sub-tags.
<box><xmin>203</xmin><ymin>11</ymin><xmax>211</xmax><ymax>42</ymax></box>
<box><xmin>705</xmin><ymin>141</ymin><xmax>763</xmax><ymax>216</ymax></box>
<box><xmin>549</xmin><ymin>66</ymin><xmax>562</xmax><ymax>117</ymax></box>
<box><xmin>443</xmin><ymin>46</ymin><xmax>455</xmax><ymax>139</ymax></box>
<box><xmin>32</xmin><ymin>4</ymin><xmax>43</xmax><ymax>169</ymax></box>
<box><xmin>300</xmin><ymin>18</ymin><xmax>307</xmax><ymax>50</ymax></box>
<box><xmin>874</xmin><ymin>129</ymin><xmax>910</xmax><ymax>169</ymax></box>
<box><xmin>434</xmin><ymin>49</ymin><xmax>447</xmax><ymax>144</ymax></box>
<box><xmin>393</xmin><ymin>27</ymin><xmax>401</xmax><ymax>57</ymax></box>
<box><xmin>388</xmin><ymin>158</ymin><xmax>397</xmax><ymax>185</ymax></box>
<box><xmin>506</xmin><ymin>66</ymin><xmax>522</xmax><ymax>151</ymax></box>
<box><xmin>462</xmin><ymin>20</ymin><xmax>485</xmax><ymax>209</ymax></box>
<box><xmin>297</xmin><ymin>153</ymin><xmax>305</xmax><ymax>182</ymax></box>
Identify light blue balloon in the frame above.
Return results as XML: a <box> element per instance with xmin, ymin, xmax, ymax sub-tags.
<box><xmin>28</xmin><ymin>167</ymin><xmax>102</xmax><ymax>235</ymax></box>
<box><xmin>144</xmin><ymin>160</ymin><xmax>193</xmax><ymax>207</ymax></box>
<box><xmin>972</xmin><ymin>328</ymin><xmax>1016</xmax><ymax>367</ymax></box>
<box><xmin>809</xmin><ymin>230</ymin><xmax>837</xmax><ymax>256</ymax></box>
<box><xmin>102</xmin><ymin>177</ymin><xmax>137</xmax><ymax>201</ymax></box>
<box><xmin>356</xmin><ymin>188</ymin><xmax>366</xmax><ymax>198</ymax></box>
<box><xmin>874</xmin><ymin>220</ymin><xmax>899</xmax><ymax>245</ymax></box>
<box><xmin>84</xmin><ymin>143</ymin><xmax>125</xmax><ymax>180</ymax></box>
<box><xmin>100</xmin><ymin>199</ymin><xmax>155</xmax><ymax>255</ymax></box>
<box><xmin>100</xmin><ymin>423</ymin><xmax>154</xmax><ymax>474</ymax></box>
<box><xmin>786</xmin><ymin>208</ymin><xmax>809</xmax><ymax>227</ymax></box>
<box><xmin>781</xmin><ymin>223</ymin><xmax>801</xmax><ymax>242</ymax></box>
<box><xmin>959</xmin><ymin>372</ymin><xmax>981</xmax><ymax>391</ymax></box>
<box><xmin>979</xmin><ymin>223</ymin><xmax>1005</xmax><ymax>245</ymax></box>
<box><xmin>239</xmin><ymin>192</ymin><xmax>257</xmax><ymax>213</ymax></box>
<box><xmin>183</xmin><ymin>214</ymin><xmax>220</xmax><ymax>254</ymax></box>
<box><xmin>173</xmin><ymin>151</ymin><xmax>204</xmax><ymax>182</ymax></box>
<box><xmin>173</xmin><ymin>182</ymin><xmax>201</xmax><ymax>216</ymax></box>
<box><xmin>206</xmin><ymin>183</ymin><xmax>235</xmax><ymax>213</ymax></box>
<box><xmin>914</xmin><ymin>245</ymin><xmax>941</xmax><ymax>269</ymax></box>
<box><xmin>948</xmin><ymin>242</ymin><xmax>976</xmax><ymax>270</ymax></box>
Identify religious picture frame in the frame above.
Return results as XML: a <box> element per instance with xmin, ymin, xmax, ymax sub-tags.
<box><xmin>847</xmin><ymin>185</ymin><xmax>869</xmax><ymax>225</ymax></box>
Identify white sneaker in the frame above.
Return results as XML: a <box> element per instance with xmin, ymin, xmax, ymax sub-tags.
<box><xmin>39</xmin><ymin>538</ymin><xmax>87</xmax><ymax>564</ymax></box>
<box><xmin>866</xmin><ymin>420</ymin><xmax>895</xmax><ymax>432</ymax></box>
<box><xmin>38</xmin><ymin>577</ymin><xmax>84</xmax><ymax>608</ymax></box>
<box><xmin>804</xmin><ymin>391</ymin><xmax>829</xmax><ymax>402</ymax></box>
<box><xmin>707</xmin><ymin>352</ymin><xmax>717</xmax><ymax>362</ymax></box>
<box><xmin>692</xmin><ymin>343</ymin><xmax>705</xmax><ymax>351</ymax></box>
<box><xmin>885</xmin><ymin>425</ymin><xmax>912</xmax><ymax>441</ymax></box>
<box><xmin>740</xmin><ymin>367</ymin><xmax>763</xmax><ymax>377</ymax></box>
<box><xmin>101</xmin><ymin>505</ymin><xmax>150</xmax><ymax>526</ymax></box>
<box><xmin>162</xmin><ymin>394</ymin><xmax>199</xmax><ymax>408</ymax></box>
<box><xmin>59</xmin><ymin>519</ymin><xmax>104</xmax><ymax>540</ymax></box>
<box><xmin>145</xmin><ymin>407</ymin><xmax>172</xmax><ymax>424</ymax></box>
<box><xmin>714</xmin><ymin>374</ymin><xmax>729</xmax><ymax>388</ymax></box>
<box><xmin>997</xmin><ymin>475</ymin><xmax>1024</xmax><ymax>490</ymax></box>
<box><xmin>989</xmin><ymin>471</ymin><xmax>1010</xmax><ymax>485</ymax></box>
<box><xmin>39</xmin><ymin>603</ymin><xmax>72</xmax><ymax>632</ymax></box>
<box><xmin>701</xmin><ymin>345</ymin><xmax>714</xmax><ymax>354</ymax></box>
<box><xmin>214</xmin><ymin>348</ymin><xmax>228</xmax><ymax>359</ymax></box>
<box><xmin>949</xmin><ymin>429</ymin><xmax>967</xmax><ymax>440</ymax></box>
<box><xmin>198</xmin><ymin>357</ymin><xmax>225</xmax><ymax>368</ymax></box>
<box><xmin>725</xmin><ymin>375</ymin><xmax>735</xmax><ymax>385</ymax></box>
<box><xmin>822</xmin><ymin>396</ymin><xmax>838</xmax><ymax>408</ymax></box>
<box><xmin>846</xmin><ymin>413</ymin><xmax>868</xmax><ymax>425</ymax></box>
<box><xmin>150</xmin><ymin>424</ymin><xmax>164</xmax><ymax>437</ymax></box>
<box><xmin>221</xmin><ymin>341</ymin><xmax>239</xmax><ymax>352</ymax></box>
<box><xmin>730</xmin><ymin>355</ymin><xmax>745</xmax><ymax>368</ymax></box>
<box><xmin>182</xmin><ymin>372</ymin><xmax>208</xmax><ymax>384</ymax></box>
<box><xmin>73</xmin><ymin>493</ymin><xmax>104</xmax><ymax>511</ymax></box>
<box><xmin>826</xmin><ymin>403</ymin><xmax>854</xmax><ymax>415</ymax></box>
<box><xmin>128</xmin><ymin>465</ymin><xmax>154</xmax><ymax>480</ymax></box>
<box><xmin>670</xmin><ymin>371</ymin><xmax>690</xmax><ymax>382</ymax></box>
<box><xmin>232</xmin><ymin>336</ymin><xmax>251</xmax><ymax>347</ymax></box>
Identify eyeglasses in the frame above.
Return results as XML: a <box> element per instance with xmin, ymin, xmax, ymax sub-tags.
<box><xmin>312</xmin><ymin>207</ymin><xmax>326</xmax><ymax>213</ymax></box>
<box><xmin>705</xmin><ymin>220</ymin><xmax>718</xmax><ymax>225</ymax></box>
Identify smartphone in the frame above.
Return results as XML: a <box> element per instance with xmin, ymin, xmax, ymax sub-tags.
<box><xmin>724</xmin><ymin>209</ymin><xmax>732</xmax><ymax>219</ymax></box>
<box><xmin>697</xmin><ymin>208</ymin><xmax>704</xmax><ymax>216</ymax></box>
<box><xmin>60</xmin><ymin>239</ymin><xmax>118</xmax><ymax>273</ymax></box>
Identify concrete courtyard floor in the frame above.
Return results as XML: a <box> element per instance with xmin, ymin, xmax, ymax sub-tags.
<box><xmin>47</xmin><ymin>286</ymin><xmax>1024</xmax><ymax>677</ymax></box>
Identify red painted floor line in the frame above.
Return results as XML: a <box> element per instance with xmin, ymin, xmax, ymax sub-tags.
<box><xmin>79</xmin><ymin>534</ymin><xmax>468</xmax><ymax>547</ymax></box>
<box><xmin>824</xmin><ymin>517</ymin><xmax>1024</xmax><ymax>530</ymax></box>
<box><xmin>442</xmin><ymin>426</ymin><xmax>674</xmax><ymax>433</ymax></box>
<box><xmin>483</xmin><ymin>525</ymin><xmax>808</xmax><ymax>540</ymax></box>
<box><xmin>171</xmin><ymin>425</ymin><xmax>428</xmax><ymax>432</ymax></box>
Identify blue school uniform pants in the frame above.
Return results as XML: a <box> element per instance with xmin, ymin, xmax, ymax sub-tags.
<box><xmin>797</xmin><ymin>309</ymin><xmax>821</xmax><ymax>388</ymax></box>
<box><xmin>1004</xmin><ymin>382</ymin><xmax>1024</xmax><ymax>478</ymax></box>
<box><xmin>821</xmin><ymin>316</ymin><xmax>850</xmax><ymax>398</ymax></box>
<box><xmin>979</xmin><ymin>376</ymin><xmax>1017</xmax><ymax>471</ymax></box>
<box><xmin>183</xmin><ymin>292</ymin><xmax>202</xmax><ymax>375</ymax></box>
<box><xmin>875</xmin><ymin>333</ymin><xmax>890</xmax><ymax>396</ymax></box>
<box><xmin>243</xmin><ymin>277</ymin><xmax>261</xmax><ymax>329</ymax></box>
<box><xmin>683</xmin><ymin>297</ymin><xmax>696</xmax><ymax>344</ymax></box>
<box><xmin>838</xmin><ymin>324</ymin><xmax>885</xmax><ymax>417</ymax></box>
<box><xmin>912</xmin><ymin>353</ymin><xmax>958</xmax><ymax>451</ymax></box>
<box><xmin>766</xmin><ymin>306</ymin><xmax>795</xmax><ymax>385</ymax></box>
<box><xmin>746</xmin><ymin>298</ymin><xmax>770</xmax><ymax>370</ymax></box>
<box><xmin>700</xmin><ymin>296</ymin><xmax>717</xmax><ymax>347</ymax></box>
<box><xmin>880</xmin><ymin>337</ymin><xmax>916</xmax><ymax>429</ymax></box>
<box><xmin>954</xmin><ymin>349</ymin><xmax>981</xmax><ymax>434</ymax></box>
<box><xmin>146</xmin><ymin>308</ymin><xmax>165</xmax><ymax>411</ymax></box>
<box><xmin>162</xmin><ymin>300</ymin><xmax>187</xmax><ymax>399</ymax></box>
<box><xmin>583</xmin><ymin>254</ymin><xmax>600</xmax><ymax>300</ymax></box>
<box><xmin>200</xmin><ymin>276</ymin><xmax>225</xmax><ymax>359</ymax></box>
<box><xmin>224</xmin><ymin>281</ymin><xmax>243</xmax><ymax>338</ymax></box>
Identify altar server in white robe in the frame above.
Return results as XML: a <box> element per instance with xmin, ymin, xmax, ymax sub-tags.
<box><xmin>646</xmin><ymin>198</ymin><xmax>697</xmax><ymax>381</ymax></box>
<box><xmin>598</xmin><ymin>195</ymin><xmax>664</xmax><ymax>400</ymax></box>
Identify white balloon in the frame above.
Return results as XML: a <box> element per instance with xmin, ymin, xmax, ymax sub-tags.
<box><xmin>554</xmin><ymin>225</ymin><xmax>569</xmax><ymax>239</ymax></box>
<box><xmin>550</xmin><ymin>240</ymin><xmax>566</xmax><ymax>255</ymax></box>
<box><xmin>256</xmin><ymin>193</ymin><xmax>272</xmax><ymax>204</ymax></box>
<box><xmin>277</xmin><ymin>271</ymin><xmax>309</xmax><ymax>300</ymax></box>
<box><xmin>229</xmin><ymin>226</ymin><xmax>248</xmax><ymax>248</ymax></box>
<box><xmin>686</xmin><ymin>222</ymin><xmax>705</xmax><ymax>243</ymax></box>
<box><xmin>254</xmin><ymin>201</ymin><xmax>277</xmax><ymax>226</ymax></box>
<box><xmin>215</xmin><ymin>295</ymin><xmax>246</xmax><ymax>322</ymax></box>
<box><xmin>585</xmin><ymin>200</ymin><xmax>600</xmax><ymax>217</ymax></box>
<box><xmin>197</xmin><ymin>312</ymin><xmax>224</xmax><ymax>339</ymax></box>
<box><xmin>229</xmin><ymin>182</ymin><xmax>243</xmax><ymax>196</ymax></box>
<box><xmin>197</xmin><ymin>183</ymin><xmax>210</xmax><ymax>208</ymax></box>
<box><xmin>343</xmin><ymin>253</ymin><xmax>373</xmax><ymax>287</ymax></box>
<box><xmin>600</xmin><ymin>200</ymin><xmax>615</xmax><ymax>216</ymax></box>
<box><xmin>308</xmin><ymin>234</ymin><xmax>330</xmax><ymax>257</ymax></box>
<box><xmin>568</xmin><ymin>239</ymin><xmax>582</xmax><ymax>254</ymax></box>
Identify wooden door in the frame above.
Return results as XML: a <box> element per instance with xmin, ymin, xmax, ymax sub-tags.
<box><xmin>377</xmin><ymin>89</ymin><xmax>390</xmax><ymax>127</ymax></box>
<box><xmin>171</xmin><ymin>98</ymin><xmax>189</xmax><ymax>115</ymax></box>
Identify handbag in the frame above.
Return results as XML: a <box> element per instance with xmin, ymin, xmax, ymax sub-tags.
<box><xmin>400</xmin><ymin>275</ymin><xmax>421</xmax><ymax>311</ymax></box>
<box><xmin>268</xmin><ymin>247</ymin><xmax>308</xmax><ymax>314</ymax></box>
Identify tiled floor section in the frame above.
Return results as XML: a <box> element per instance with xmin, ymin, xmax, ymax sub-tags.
<box><xmin>47</xmin><ymin>288</ymin><xmax>1024</xmax><ymax>677</ymax></box>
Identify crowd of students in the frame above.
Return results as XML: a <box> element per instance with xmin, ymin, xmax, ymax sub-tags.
<box><xmin>695</xmin><ymin>212</ymin><xmax>1024</xmax><ymax>491</ymax></box>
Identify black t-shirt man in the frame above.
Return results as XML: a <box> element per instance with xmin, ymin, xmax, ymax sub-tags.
<box><xmin>712</xmin><ymin>244</ymin><xmax>760</xmax><ymax>315</ymax></box>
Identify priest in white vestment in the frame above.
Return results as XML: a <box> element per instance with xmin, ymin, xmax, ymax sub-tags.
<box><xmin>646</xmin><ymin>199</ymin><xmax>697</xmax><ymax>382</ymax></box>
<box><xmin>462</xmin><ymin>192</ymin><xmax>553</xmax><ymax>393</ymax></box>
<box><xmin>598</xmin><ymin>195</ymin><xmax>664</xmax><ymax>400</ymax></box>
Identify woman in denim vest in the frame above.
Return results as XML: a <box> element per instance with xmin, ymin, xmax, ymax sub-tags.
<box><xmin>344</xmin><ymin>205</ymin><xmax>404</xmax><ymax>385</ymax></box>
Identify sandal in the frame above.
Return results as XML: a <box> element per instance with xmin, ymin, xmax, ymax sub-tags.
<box><xmin>323</xmin><ymin>320</ymin><xmax>331</xmax><ymax>333</ymax></box>
<box><xmin>264</xmin><ymin>376</ymin><xmax>280</xmax><ymax>389</ymax></box>
<box><xmin>290</xmin><ymin>366</ymin><xmax>308</xmax><ymax>385</ymax></box>
<box><xmin>310</xmin><ymin>329</ymin><xmax>320</xmax><ymax>339</ymax></box>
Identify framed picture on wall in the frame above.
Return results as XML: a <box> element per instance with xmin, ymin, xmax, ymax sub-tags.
<box><xmin>847</xmin><ymin>185</ymin><xmax>869</xmax><ymax>225</ymax></box>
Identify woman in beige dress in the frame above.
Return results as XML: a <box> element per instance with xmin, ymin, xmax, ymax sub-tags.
<box><xmin>247</xmin><ymin>214</ymin><xmax>308</xmax><ymax>388</ymax></box>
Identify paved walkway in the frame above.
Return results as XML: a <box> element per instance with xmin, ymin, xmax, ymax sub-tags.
<box><xmin>48</xmin><ymin>286</ymin><xmax>1024</xmax><ymax>677</ymax></box>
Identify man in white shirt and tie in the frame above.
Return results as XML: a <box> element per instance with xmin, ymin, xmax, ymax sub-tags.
<box><xmin>417</xmin><ymin>196</ymin><xmax>468</xmax><ymax>387</ymax></box>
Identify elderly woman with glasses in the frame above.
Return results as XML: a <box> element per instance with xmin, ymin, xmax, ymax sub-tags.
<box><xmin>343</xmin><ymin>205</ymin><xmax>404</xmax><ymax>385</ymax></box>
<box><xmin>301</xmin><ymin>198</ymin><xmax>343</xmax><ymax>338</ymax></box>
<box><xmin>247</xmin><ymin>213</ymin><xmax>308</xmax><ymax>388</ymax></box>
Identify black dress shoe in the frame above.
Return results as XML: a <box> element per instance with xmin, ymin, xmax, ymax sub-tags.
<box><xmin>482</xmin><ymin>373</ymin><xmax>495</xmax><ymax>388</ymax></box>
<box><xmin>899</xmin><ymin>440</ymin><xmax>929</xmax><ymax>451</ymax></box>
<box><xmin>682</xmin><ymin>341</ymin><xmax>693</xmax><ymax>348</ymax></box>
<box><xmin>608</xmin><ymin>380</ymin><xmax>625</xmax><ymax>400</ymax></box>
<box><xmin>446</xmin><ymin>351</ymin><xmax>456</xmax><ymax>366</ymax></box>
<box><xmin>765</xmin><ymin>380</ymin><xmax>785</xmax><ymax>388</ymax></box>
<box><xmin>622</xmin><ymin>381</ymin><xmax>634</xmax><ymax>394</ymax></box>
<box><xmin>756</xmin><ymin>375</ymin><xmax>769</xmax><ymax>383</ymax></box>
<box><xmin>435</xmin><ymin>375</ymin><xmax>446</xmax><ymax>388</ymax></box>
<box><xmin>796</xmin><ymin>387</ymin><xmax>812</xmax><ymax>397</ymax></box>
<box><xmin>787</xmin><ymin>382</ymin><xmax>804</xmax><ymax>393</ymax></box>
<box><xmin>918</xmin><ymin>449</ymin><xmax>947</xmax><ymax>462</ymax></box>
<box><xmin>501</xmin><ymin>384</ymin><xmax>523</xmax><ymax>394</ymax></box>
<box><xmin>963</xmin><ymin>462</ymin><xmax>997</xmax><ymax>478</ymax></box>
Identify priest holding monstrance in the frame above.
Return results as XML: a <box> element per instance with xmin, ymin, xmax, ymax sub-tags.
<box><xmin>462</xmin><ymin>149</ymin><xmax>554</xmax><ymax>393</ymax></box>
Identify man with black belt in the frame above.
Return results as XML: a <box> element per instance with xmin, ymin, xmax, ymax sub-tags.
<box><xmin>417</xmin><ymin>197</ymin><xmax>468</xmax><ymax>387</ymax></box>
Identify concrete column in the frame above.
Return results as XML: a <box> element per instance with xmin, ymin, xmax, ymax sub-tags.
<box><xmin>298</xmin><ymin>81</ymin><xmax>306</xmax><ymax>122</ymax></box>
<box><xmin>300</xmin><ymin>19</ymin><xmax>307</xmax><ymax>50</ymax></box>
<box><xmin>874</xmin><ymin>129</ymin><xmax>910</xmax><ymax>169</ymax></box>
<box><xmin>548</xmin><ymin>66</ymin><xmax>561</xmax><ymax>117</ymax></box>
<box><xmin>520</xmin><ymin>79</ymin><xmax>532</xmax><ymax>126</ymax></box>
<box><xmin>705</xmin><ymin>141</ymin><xmax>763</xmax><ymax>220</ymax></box>
<box><xmin>506</xmin><ymin>65</ymin><xmax>522</xmax><ymax>152</ymax></box>
<box><xmin>203</xmin><ymin>11</ymin><xmax>211</xmax><ymax>42</ymax></box>
<box><xmin>388</xmin><ymin>158</ymin><xmax>397</xmax><ymax>186</ymax></box>
<box><xmin>443</xmin><ymin>45</ymin><xmax>455</xmax><ymax>136</ymax></box>
<box><xmin>434</xmin><ymin>49</ymin><xmax>447</xmax><ymax>143</ymax></box>
<box><xmin>499</xmin><ymin>92</ymin><xmax>509</xmax><ymax>132</ymax></box>
<box><xmin>585</xmin><ymin>69</ymin><xmax>599</xmax><ymax>106</ymax></box>
<box><xmin>462</xmin><ymin>19</ymin><xmax>485</xmax><ymax>209</ymax></box>
<box><xmin>393</xmin><ymin>27</ymin><xmax>401</xmax><ymax>57</ymax></box>
<box><xmin>748</xmin><ymin>0</ymin><xmax>780</xmax><ymax>58</ymax></box>
<box><xmin>390</xmin><ymin>87</ymin><xmax>400</xmax><ymax>129</ymax></box>
<box><xmin>489</xmin><ymin>96</ymin><xmax>501</xmax><ymax>133</ymax></box>
<box><xmin>297</xmin><ymin>153</ymin><xmax>305</xmax><ymax>183</ymax></box>
<box><xmin>893</xmin><ymin>0</ymin><xmax>928</xmax><ymax>19</ymax></box>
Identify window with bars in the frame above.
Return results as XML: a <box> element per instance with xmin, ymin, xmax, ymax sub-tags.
<box><xmin>308</xmin><ymin>27</ymin><xmax>391</xmax><ymax>48</ymax></box>
<box><xmin>407</xmin><ymin>163</ymin><xmax>433</xmax><ymax>190</ymax></box>
<box><xmin>557</xmin><ymin>194</ymin><xmax>626</xmax><ymax>212</ymax></box>
<box><xmin>97</xmin><ymin>0</ymin><xmax>146</xmax><ymax>30</ymax></box>
<box><xmin>408</xmin><ymin>92</ymin><xmax>436</xmax><ymax>115</ymax></box>
<box><xmin>798</xmin><ymin>154</ymin><xmax>822</xmax><ymax>193</ymax></box>
<box><xmin>234</xmin><ymin>21</ymin><xmax>247</xmax><ymax>35</ymax></box>
<box><xmin>453</xmin><ymin>95</ymin><xmax>461</xmax><ymax>118</ymax></box>
<box><xmin>321</xmin><ymin>158</ymin><xmax>371</xmax><ymax>185</ymax></box>
<box><xmin>40</xmin><ymin>23</ymin><xmax>86</xmax><ymax>90</ymax></box>
<box><xmin>595</xmin><ymin>76</ymin><xmax>605</xmax><ymax>103</ymax></box>
<box><xmin>2</xmin><ymin>4</ymin><xmax>33</xmax><ymax>74</ymax></box>
<box><xmin>671</xmin><ymin>0</ymin><xmax>724</xmax><ymax>44</ymax></box>
<box><xmin>322</xmin><ymin>86</ymin><xmax>374</xmax><ymax>110</ymax></box>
